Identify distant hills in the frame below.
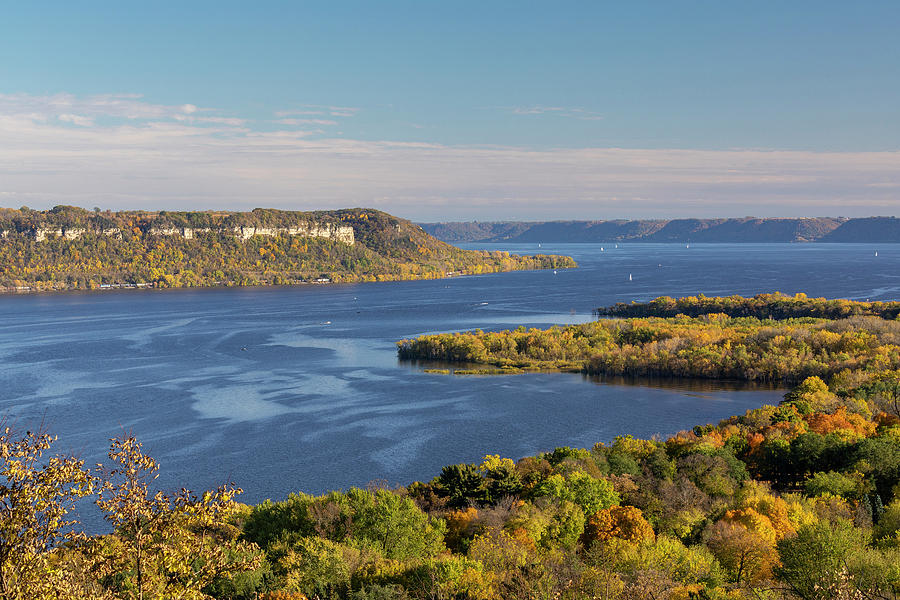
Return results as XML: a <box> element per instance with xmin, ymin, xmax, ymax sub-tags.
<box><xmin>420</xmin><ymin>217</ymin><xmax>900</xmax><ymax>243</ymax></box>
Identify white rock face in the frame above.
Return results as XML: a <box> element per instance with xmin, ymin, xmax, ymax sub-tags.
<box><xmin>232</xmin><ymin>223</ymin><xmax>354</xmax><ymax>245</ymax></box>
<box><xmin>149</xmin><ymin>227</ymin><xmax>179</xmax><ymax>236</ymax></box>
<box><xmin>34</xmin><ymin>228</ymin><xmax>64</xmax><ymax>242</ymax></box>
<box><xmin>30</xmin><ymin>227</ymin><xmax>88</xmax><ymax>241</ymax></box>
<box><xmin>24</xmin><ymin>222</ymin><xmax>355</xmax><ymax>245</ymax></box>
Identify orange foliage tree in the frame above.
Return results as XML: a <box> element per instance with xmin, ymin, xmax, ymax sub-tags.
<box><xmin>581</xmin><ymin>505</ymin><xmax>655</xmax><ymax>547</ymax></box>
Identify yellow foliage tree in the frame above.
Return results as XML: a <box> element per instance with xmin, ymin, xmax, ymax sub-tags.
<box><xmin>94</xmin><ymin>436</ymin><xmax>261</xmax><ymax>600</ymax></box>
<box><xmin>0</xmin><ymin>425</ymin><xmax>95</xmax><ymax>600</ymax></box>
<box><xmin>705</xmin><ymin>519</ymin><xmax>779</xmax><ymax>585</ymax></box>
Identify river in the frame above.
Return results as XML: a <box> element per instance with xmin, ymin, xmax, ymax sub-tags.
<box><xmin>0</xmin><ymin>242</ymin><xmax>896</xmax><ymax>512</ymax></box>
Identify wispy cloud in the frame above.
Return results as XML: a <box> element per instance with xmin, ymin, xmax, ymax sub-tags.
<box><xmin>58</xmin><ymin>113</ymin><xmax>95</xmax><ymax>127</ymax></box>
<box><xmin>0</xmin><ymin>93</ymin><xmax>215</xmax><ymax>122</ymax></box>
<box><xmin>276</xmin><ymin>118</ymin><xmax>339</xmax><ymax>126</ymax></box>
<box><xmin>0</xmin><ymin>93</ymin><xmax>897</xmax><ymax>220</ymax></box>
<box><xmin>276</xmin><ymin>105</ymin><xmax>359</xmax><ymax>119</ymax></box>
<box><xmin>0</xmin><ymin>92</ymin><xmax>254</xmax><ymax>135</ymax></box>
<box><xmin>191</xmin><ymin>116</ymin><xmax>247</xmax><ymax>126</ymax></box>
<box><xmin>504</xmin><ymin>105</ymin><xmax>603</xmax><ymax>121</ymax></box>
<box><xmin>275</xmin><ymin>110</ymin><xmax>325</xmax><ymax>117</ymax></box>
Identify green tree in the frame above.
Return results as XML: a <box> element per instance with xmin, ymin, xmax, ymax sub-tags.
<box><xmin>479</xmin><ymin>455</ymin><xmax>523</xmax><ymax>503</ymax></box>
<box><xmin>533</xmin><ymin>472</ymin><xmax>620</xmax><ymax>514</ymax></box>
<box><xmin>804</xmin><ymin>471</ymin><xmax>864</xmax><ymax>500</ymax></box>
<box><xmin>776</xmin><ymin>518</ymin><xmax>868</xmax><ymax>600</ymax></box>
<box><xmin>437</xmin><ymin>464</ymin><xmax>486</xmax><ymax>508</ymax></box>
<box><xmin>346</xmin><ymin>488</ymin><xmax>446</xmax><ymax>561</ymax></box>
<box><xmin>271</xmin><ymin>536</ymin><xmax>352</xmax><ymax>596</ymax></box>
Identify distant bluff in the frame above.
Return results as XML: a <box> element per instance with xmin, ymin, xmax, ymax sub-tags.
<box><xmin>0</xmin><ymin>206</ymin><xmax>574</xmax><ymax>292</ymax></box>
<box><xmin>420</xmin><ymin>216</ymin><xmax>900</xmax><ymax>243</ymax></box>
<box><xmin>0</xmin><ymin>205</ymin><xmax>355</xmax><ymax>244</ymax></box>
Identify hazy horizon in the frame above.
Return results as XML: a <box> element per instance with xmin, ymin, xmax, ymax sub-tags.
<box><xmin>3</xmin><ymin>205</ymin><xmax>897</xmax><ymax>224</ymax></box>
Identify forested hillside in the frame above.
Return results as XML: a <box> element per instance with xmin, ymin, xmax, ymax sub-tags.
<box><xmin>5</xmin><ymin>295</ymin><xmax>900</xmax><ymax>598</ymax></box>
<box><xmin>0</xmin><ymin>206</ymin><xmax>574</xmax><ymax>291</ymax></box>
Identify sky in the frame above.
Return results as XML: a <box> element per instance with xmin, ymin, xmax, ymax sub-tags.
<box><xmin>1</xmin><ymin>1</ymin><xmax>898</xmax><ymax>221</ymax></box>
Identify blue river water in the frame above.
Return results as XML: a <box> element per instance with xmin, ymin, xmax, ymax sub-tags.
<box><xmin>0</xmin><ymin>242</ymin><xmax>897</xmax><ymax>517</ymax></box>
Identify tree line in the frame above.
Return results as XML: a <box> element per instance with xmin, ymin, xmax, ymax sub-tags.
<box><xmin>596</xmin><ymin>292</ymin><xmax>900</xmax><ymax>321</ymax></box>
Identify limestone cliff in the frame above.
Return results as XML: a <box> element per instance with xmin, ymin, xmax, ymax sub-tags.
<box><xmin>8</xmin><ymin>218</ymin><xmax>354</xmax><ymax>245</ymax></box>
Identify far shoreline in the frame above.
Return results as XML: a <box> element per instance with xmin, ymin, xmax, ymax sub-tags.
<box><xmin>0</xmin><ymin>265</ymin><xmax>572</xmax><ymax>298</ymax></box>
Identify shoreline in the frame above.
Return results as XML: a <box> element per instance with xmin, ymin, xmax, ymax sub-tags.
<box><xmin>0</xmin><ymin>264</ymin><xmax>576</xmax><ymax>297</ymax></box>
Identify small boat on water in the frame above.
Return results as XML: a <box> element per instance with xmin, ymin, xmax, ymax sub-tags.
<box><xmin>628</xmin><ymin>273</ymin><xmax>633</xmax><ymax>281</ymax></box>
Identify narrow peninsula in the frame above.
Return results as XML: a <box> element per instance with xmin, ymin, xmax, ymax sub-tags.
<box><xmin>0</xmin><ymin>206</ymin><xmax>575</xmax><ymax>292</ymax></box>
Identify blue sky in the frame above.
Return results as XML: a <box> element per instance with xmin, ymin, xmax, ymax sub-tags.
<box><xmin>1</xmin><ymin>1</ymin><xmax>898</xmax><ymax>219</ymax></box>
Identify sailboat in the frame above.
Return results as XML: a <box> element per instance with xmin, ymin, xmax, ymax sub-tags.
<box><xmin>875</xmin><ymin>251</ymin><xmax>878</xmax><ymax>257</ymax></box>
<box><xmin>628</xmin><ymin>273</ymin><xmax>632</xmax><ymax>281</ymax></box>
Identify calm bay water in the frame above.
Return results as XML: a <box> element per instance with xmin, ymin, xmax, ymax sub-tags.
<box><xmin>0</xmin><ymin>243</ymin><xmax>898</xmax><ymax>514</ymax></box>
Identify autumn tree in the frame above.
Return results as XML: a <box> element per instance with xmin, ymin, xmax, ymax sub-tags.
<box><xmin>705</xmin><ymin>520</ymin><xmax>778</xmax><ymax>585</ymax></box>
<box><xmin>582</xmin><ymin>505</ymin><xmax>655</xmax><ymax>548</ymax></box>
<box><xmin>94</xmin><ymin>435</ymin><xmax>260</xmax><ymax>600</ymax></box>
<box><xmin>0</xmin><ymin>424</ymin><xmax>95</xmax><ymax>600</ymax></box>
